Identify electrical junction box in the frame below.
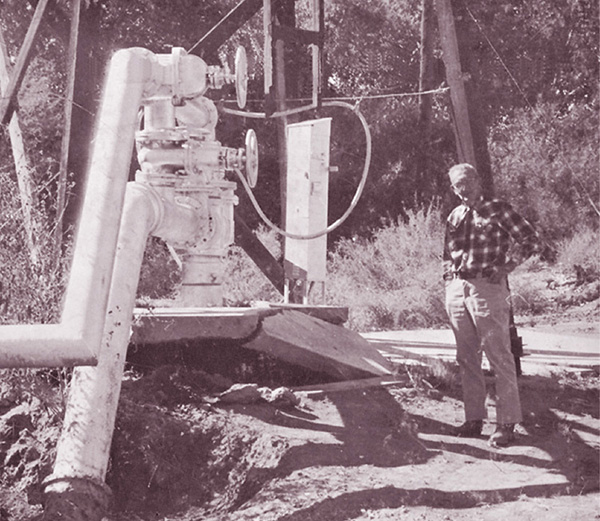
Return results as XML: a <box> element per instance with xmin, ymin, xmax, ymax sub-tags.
<box><xmin>284</xmin><ymin>118</ymin><xmax>332</xmax><ymax>297</ymax></box>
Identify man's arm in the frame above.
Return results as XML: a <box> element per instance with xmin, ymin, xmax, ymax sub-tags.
<box><xmin>489</xmin><ymin>203</ymin><xmax>544</xmax><ymax>282</ymax></box>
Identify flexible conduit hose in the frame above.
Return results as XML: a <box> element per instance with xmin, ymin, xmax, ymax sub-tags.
<box><xmin>224</xmin><ymin>100</ymin><xmax>372</xmax><ymax>240</ymax></box>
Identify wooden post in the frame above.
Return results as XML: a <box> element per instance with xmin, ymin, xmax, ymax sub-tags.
<box><xmin>434</xmin><ymin>0</ymin><xmax>476</xmax><ymax>167</ymax></box>
<box><xmin>263</xmin><ymin>0</ymin><xmax>273</xmax><ymax>96</ymax></box>
<box><xmin>451</xmin><ymin>0</ymin><xmax>493</xmax><ymax>195</ymax></box>
<box><xmin>311</xmin><ymin>0</ymin><xmax>323</xmax><ymax>107</ymax></box>
<box><xmin>0</xmin><ymin>29</ymin><xmax>39</xmax><ymax>264</ymax></box>
<box><xmin>0</xmin><ymin>0</ymin><xmax>50</xmax><ymax>125</ymax></box>
<box><xmin>435</xmin><ymin>0</ymin><xmax>494</xmax><ymax>195</ymax></box>
<box><xmin>274</xmin><ymin>36</ymin><xmax>289</xmax><ymax>225</ymax></box>
<box><xmin>61</xmin><ymin>1</ymin><xmax>103</xmax><ymax>237</ymax></box>
<box><xmin>55</xmin><ymin>0</ymin><xmax>81</xmax><ymax>255</ymax></box>
<box><xmin>269</xmin><ymin>0</ymin><xmax>297</xmax><ymax>230</ymax></box>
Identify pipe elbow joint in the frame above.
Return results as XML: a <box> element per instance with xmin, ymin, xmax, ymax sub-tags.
<box><xmin>108</xmin><ymin>48</ymin><xmax>155</xmax><ymax>87</ymax></box>
<box><xmin>130</xmin><ymin>183</ymin><xmax>199</xmax><ymax>244</ymax></box>
<box><xmin>152</xmin><ymin>199</ymin><xmax>201</xmax><ymax>245</ymax></box>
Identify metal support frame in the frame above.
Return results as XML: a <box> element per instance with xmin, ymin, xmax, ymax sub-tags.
<box><xmin>0</xmin><ymin>0</ymin><xmax>50</xmax><ymax>124</ymax></box>
<box><xmin>263</xmin><ymin>0</ymin><xmax>324</xmax><ymax>114</ymax></box>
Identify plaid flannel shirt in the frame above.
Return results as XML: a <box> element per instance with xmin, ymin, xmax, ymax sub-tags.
<box><xmin>443</xmin><ymin>198</ymin><xmax>542</xmax><ymax>279</ymax></box>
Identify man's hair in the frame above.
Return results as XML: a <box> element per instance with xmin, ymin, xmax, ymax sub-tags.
<box><xmin>448</xmin><ymin>163</ymin><xmax>478</xmax><ymax>181</ymax></box>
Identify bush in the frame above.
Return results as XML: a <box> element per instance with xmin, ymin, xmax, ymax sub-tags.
<box><xmin>326</xmin><ymin>206</ymin><xmax>447</xmax><ymax>331</ymax></box>
<box><xmin>489</xmin><ymin>102</ymin><xmax>599</xmax><ymax>241</ymax></box>
<box><xmin>556</xmin><ymin>225</ymin><xmax>600</xmax><ymax>281</ymax></box>
<box><xmin>0</xmin><ymin>170</ymin><xmax>67</xmax><ymax>324</ymax></box>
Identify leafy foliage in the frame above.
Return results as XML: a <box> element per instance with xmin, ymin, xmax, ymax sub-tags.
<box><xmin>556</xmin><ymin>225</ymin><xmax>600</xmax><ymax>281</ymax></box>
<box><xmin>326</xmin><ymin>206</ymin><xmax>447</xmax><ymax>331</ymax></box>
<box><xmin>456</xmin><ymin>0</ymin><xmax>599</xmax><ymax>116</ymax></box>
<box><xmin>325</xmin><ymin>0</ymin><xmax>421</xmax><ymax>96</ymax></box>
<box><xmin>490</xmin><ymin>102</ymin><xmax>599</xmax><ymax>240</ymax></box>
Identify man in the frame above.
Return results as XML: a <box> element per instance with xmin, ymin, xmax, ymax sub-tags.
<box><xmin>443</xmin><ymin>163</ymin><xmax>542</xmax><ymax>447</ymax></box>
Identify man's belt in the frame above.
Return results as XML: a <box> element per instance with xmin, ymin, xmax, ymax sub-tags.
<box><xmin>447</xmin><ymin>267</ymin><xmax>496</xmax><ymax>280</ymax></box>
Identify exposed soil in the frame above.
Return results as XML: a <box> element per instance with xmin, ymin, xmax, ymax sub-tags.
<box><xmin>0</xmin><ymin>281</ymin><xmax>598</xmax><ymax>520</ymax></box>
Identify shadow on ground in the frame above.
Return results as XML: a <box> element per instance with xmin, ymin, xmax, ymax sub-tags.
<box><xmin>217</xmin><ymin>367</ymin><xmax>599</xmax><ymax>521</ymax></box>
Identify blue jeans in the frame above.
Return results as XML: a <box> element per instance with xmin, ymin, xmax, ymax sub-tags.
<box><xmin>445</xmin><ymin>276</ymin><xmax>522</xmax><ymax>425</ymax></box>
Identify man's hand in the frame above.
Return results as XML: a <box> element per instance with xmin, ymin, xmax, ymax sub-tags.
<box><xmin>488</xmin><ymin>263</ymin><xmax>515</xmax><ymax>284</ymax></box>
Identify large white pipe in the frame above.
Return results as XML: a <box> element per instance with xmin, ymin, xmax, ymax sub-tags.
<box><xmin>43</xmin><ymin>181</ymin><xmax>205</xmax><ymax>519</ymax></box>
<box><xmin>0</xmin><ymin>48</ymin><xmax>154</xmax><ymax>368</ymax></box>
<box><xmin>43</xmin><ymin>182</ymin><xmax>159</xmax><ymax>517</ymax></box>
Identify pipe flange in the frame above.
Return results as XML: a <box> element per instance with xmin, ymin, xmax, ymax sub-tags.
<box><xmin>43</xmin><ymin>475</ymin><xmax>112</xmax><ymax>521</ymax></box>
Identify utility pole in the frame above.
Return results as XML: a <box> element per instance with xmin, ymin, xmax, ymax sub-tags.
<box><xmin>434</xmin><ymin>0</ymin><xmax>493</xmax><ymax>195</ymax></box>
<box><xmin>434</xmin><ymin>0</ymin><xmax>476</xmax><ymax>165</ymax></box>
<box><xmin>451</xmin><ymin>0</ymin><xmax>493</xmax><ymax>195</ymax></box>
<box><xmin>417</xmin><ymin>0</ymin><xmax>435</xmax><ymax>199</ymax></box>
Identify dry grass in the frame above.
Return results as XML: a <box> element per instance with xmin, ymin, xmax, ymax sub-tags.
<box><xmin>325</xmin><ymin>207</ymin><xmax>447</xmax><ymax>331</ymax></box>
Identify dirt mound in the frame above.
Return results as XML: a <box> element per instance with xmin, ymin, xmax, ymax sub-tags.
<box><xmin>0</xmin><ymin>372</ymin><xmax>64</xmax><ymax>520</ymax></box>
<box><xmin>108</xmin><ymin>364</ymin><xmax>427</xmax><ymax>519</ymax></box>
<box><xmin>0</xmin><ymin>357</ymin><xmax>341</xmax><ymax>521</ymax></box>
<box><xmin>109</xmin><ymin>365</ymin><xmax>298</xmax><ymax>517</ymax></box>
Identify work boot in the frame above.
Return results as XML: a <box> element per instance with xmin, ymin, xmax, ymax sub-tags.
<box><xmin>489</xmin><ymin>423</ymin><xmax>515</xmax><ymax>447</ymax></box>
<box><xmin>453</xmin><ymin>419</ymin><xmax>483</xmax><ymax>438</ymax></box>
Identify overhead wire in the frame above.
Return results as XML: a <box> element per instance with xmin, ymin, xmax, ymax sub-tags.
<box><xmin>223</xmin><ymin>85</ymin><xmax>448</xmax><ymax>238</ymax></box>
<box><xmin>232</xmin><ymin>100</ymin><xmax>372</xmax><ymax>240</ymax></box>
<box><xmin>223</xmin><ymin>86</ymin><xmax>450</xmax><ymax>110</ymax></box>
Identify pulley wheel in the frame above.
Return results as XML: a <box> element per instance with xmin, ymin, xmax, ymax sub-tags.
<box><xmin>245</xmin><ymin>129</ymin><xmax>258</xmax><ymax>188</ymax></box>
<box><xmin>235</xmin><ymin>46</ymin><xmax>248</xmax><ymax>109</ymax></box>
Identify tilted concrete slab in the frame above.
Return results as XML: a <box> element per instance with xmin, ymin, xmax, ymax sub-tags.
<box><xmin>243</xmin><ymin>310</ymin><xmax>394</xmax><ymax>380</ymax></box>
<box><xmin>131</xmin><ymin>304</ymin><xmax>349</xmax><ymax>344</ymax></box>
<box><xmin>131</xmin><ymin>306</ymin><xmax>392</xmax><ymax>380</ymax></box>
<box><xmin>131</xmin><ymin>307</ymin><xmax>266</xmax><ymax>343</ymax></box>
<box><xmin>254</xmin><ymin>302</ymin><xmax>349</xmax><ymax>325</ymax></box>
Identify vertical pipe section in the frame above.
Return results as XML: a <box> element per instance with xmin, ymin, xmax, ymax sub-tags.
<box><xmin>43</xmin><ymin>183</ymin><xmax>159</xmax><ymax>521</ymax></box>
<box><xmin>0</xmin><ymin>48</ymin><xmax>153</xmax><ymax>368</ymax></box>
